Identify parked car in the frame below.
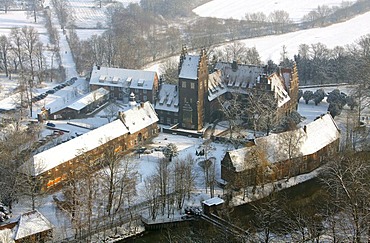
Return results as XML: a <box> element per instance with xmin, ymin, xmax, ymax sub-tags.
<box><xmin>136</xmin><ymin>147</ymin><xmax>147</xmax><ymax>154</ymax></box>
<box><xmin>46</xmin><ymin>89</ymin><xmax>55</xmax><ymax>94</ymax></box>
<box><xmin>46</xmin><ymin>122</ymin><xmax>56</xmax><ymax>127</ymax></box>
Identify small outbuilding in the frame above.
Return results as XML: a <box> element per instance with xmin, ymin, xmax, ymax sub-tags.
<box><xmin>0</xmin><ymin>210</ymin><xmax>53</xmax><ymax>243</ymax></box>
<box><xmin>202</xmin><ymin>197</ymin><xmax>224</xmax><ymax>215</ymax></box>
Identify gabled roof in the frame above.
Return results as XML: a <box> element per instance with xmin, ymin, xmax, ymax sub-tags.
<box><xmin>155</xmin><ymin>84</ymin><xmax>179</xmax><ymax>113</ymax></box>
<box><xmin>179</xmin><ymin>55</ymin><xmax>200</xmax><ymax>80</ymax></box>
<box><xmin>214</xmin><ymin>62</ymin><xmax>264</xmax><ymax>89</ymax></box>
<box><xmin>28</xmin><ymin>119</ymin><xmax>129</xmax><ymax>176</ymax></box>
<box><xmin>90</xmin><ymin>66</ymin><xmax>157</xmax><ymax>90</ymax></box>
<box><xmin>67</xmin><ymin>88</ymin><xmax>109</xmax><ymax>111</ymax></box>
<box><xmin>120</xmin><ymin>102</ymin><xmax>159</xmax><ymax>134</ymax></box>
<box><xmin>13</xmin><ymin>210</ymin><xmax>53</xmax><ymax>241</ymax></box>
<box><xmin>226</xmin><ymin>114</ymin><xmax>340</xmax><ymax>172</ymax></box>
<box><xmin>208</xmin><ymin>62</ymin><xmax>292</xmax><ymax>108</ymax></box>
<box><xmin>268</xmin><ymin>73</ymin><xmax>291</xmax><ymax>107</ymax></box>
<box><xmin>26</xmin><ymin>102</ymin><xmax>158</xmax><ymax>177</ymax></box>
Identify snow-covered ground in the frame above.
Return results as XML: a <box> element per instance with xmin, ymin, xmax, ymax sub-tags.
<box><xmin>237</xmin><ymin>11</ymin><xmax>370</xmax><ymax>63</ymax></box>
<box><xmin>193</xmin><ymin>0</ymin><xmax>356</xmax><ymax>22</ymax></box>
<box><xmin>0</xmin><ymin>0</ymin><xmax>368</xmax><ymax>240</ymax></box>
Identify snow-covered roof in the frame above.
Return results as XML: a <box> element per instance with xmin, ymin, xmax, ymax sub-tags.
<box><xmin>0</xmin><ymin>93</ymin><xmax>21</xmax><ymax>111</ymax></box>
<box><xmin>27</xmin><ymin>101</ymin><xmax>158</xmax><ymax>176</ymax></box>
<box><xmin>90</xmin><ymin>66</ymin><xmax>157</xmax><ymax>90</ymax></box>
<box><xmin>214</xmin><ymin>62</ymin><xmax>264</xmax><ymax>91</ymax></box>
<box><xmin>228</xmin><ymin>114</ymin><xmax>340</xmax><ymax>172</ymax></box>
<box><xmin>13</xmin><ymin>210</ymin><xmax>53</xmax><ymax>241</ymax></box>
<box><xmin>207</xmin><ymin>70</ymin><xmax>228</xmax><ymax>101</ymax></box>
<box><xmin>179</xmin><ymin>55</ymin><xmax>200</xmax><ymax>80</ymax></box>
<box><xmin>67</xmin><ymin>88</ymin><xmax>109</xmax><ymax>111</ymax></box>
<box><xmin>268</xmin><ymin>73</ymin><xmax>291</xmax><ymax>107</ymax></box>
<box><xmin>120</xmin><ymin>102</ymin><xmax>159</xmax><ymax>134</ymax></box>
<box><xmin>28</xmin><ymin>119</ymin><xmax>129</xmax><ymax>176</ymax></box>
<box><xmin>202</xmin><ymin>197</ymin><xmax>224</xmax><ymax>206</ymax></box>
<box><xmin>155</xmin><ymin>84</ymin><xmax>179</xmax><ymax>112</ymax></box>
<box><xmin>208</xmin><ymin>62</ymin><xmax>292</xmax><ymax>106</ymax></box>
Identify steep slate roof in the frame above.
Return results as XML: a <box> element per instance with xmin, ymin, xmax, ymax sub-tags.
<box><xmin>227</xmin><ymin>114</ymin><xmax>340</xmax><ymax>172</ymax></box>
<box><xmin>13</xmin><ymin>210</ymin><xmax>53</xmax><ymax>241</ymax></box>
<box><xmin>155</xmin><ymin>84</ymin><xmax>179</xmax><ymax>113</ymax></box>
<box><xmin>179</xmin><ymin>55</ymin><xmax>200</xmax><ymax>80</ymax></box>
<box><xmin>214</xmin><ymin>62</ymin><xmax>264</xmax><ymax>90</ymax></box>
<box><xmin>268</xmin><ymin>73</ymin><xmax>291</xmax><ymax>107</ymax></box>
<box><xmin>90</xmin><ymin>66</ymin><xmax>156</xmax><ymax>90</ymax></box>
<box><xmin>208</xmin><ymin>62</ymin><xmax>291</xmax><ymax>108</ymax></box>
<box><xmin>67</xmin><ymin>87</ymin><xmax>109</xmax><ymax>111</ymax></box>
<box><xmin>26</xmin><ymin>102</ymin><xmax>158</xmax><ymax>176</ymax></box>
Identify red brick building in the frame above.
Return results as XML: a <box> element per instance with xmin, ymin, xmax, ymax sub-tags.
<box><xmin>23</xmin><ymin>102</ymin><xmax>159</xmax><ymax>191</ymax></box>
<box><xmin>89</xmin><ymin>66</ymin><xmax>159</xmax><ymax>103</ymax></box>
<box><xmin>221</xmin><ymin>114</ymin><xmax>341</xmax><ymax>188</ymax></box>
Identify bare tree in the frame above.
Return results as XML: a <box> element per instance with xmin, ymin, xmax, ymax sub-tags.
<box><xmin>0</xmin><ymin>0</ymin><xmax>14</xmax><ymax>13</ymax></box>
<box><xmin>251</xmin><ymin>192</ymin><xmax>286</xmax><ymax>243</ymax></box>
<box><xmin>21</xmin><ymin>26</ymin><xmax>40</xmax><ymax>82</ymax></box>
<box><xmin>268</xmin><ymin>10</ymin><xmax>292</xmax><ymax>34</ymax></box>
<box><xmin>0</xmin><ymin>122</ymin><xmax>41</xmax><ymax>211</ymax></box>
<box><xmin>26</xmin><ymin>0</ymin><xmax>39</xmax><ymax>23</ymax></box>
<box><xmin>155</xmin><ymin>158</ymin><xmax>171</xmax><ymax>216</ymax></box>
<box><xmin>223</xmin><ymin>41</ymin><xmax>248</xmax><ymax>62</ymax></box>
<box><xmin>276</xmin><ymin>129</ymin><xmax>304</xmax><ymax>179</ymax></box>
<box><xmin>103</xmin><ymin>103</ymin><xmax>119</xmax><ymax>122</ymax></box>
<box><xmin>0</xmin><ymin>35</ymin><xmax>11</xmax><ymax>77</ymax></box>
<box><xmin>10</xmin><ymin>28</ymin><xmax>25</xmax><ymax>72</ymax></box>
<box><xmin>159</xmin><ymin>58</ymin><xmax>178</xmax><ymax>84</ymax></box>
<box><xmin>143</xmin><ymin>175</ymin><xmax>160</xmax><ymax>220</ymax></box>
<box><xmin>246</xmin><ymin>88</ymin><xmax>277</xmax><ymax>136</ymax></box>
<box><xmin>95</xmin><ymin>150</ymin><xmax>138</xmax><ymax>235</ymax></box>
<box><xmin>322</xmin><ymin>152</ymin><xmax>370</xmax><ymax>243</ymax></box>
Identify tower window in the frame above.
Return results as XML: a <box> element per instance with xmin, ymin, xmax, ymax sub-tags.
<box><xmin>182</xmin><ymin>81</ymin><xmax>186</xmax><ymax>88</ymax></box>
<box><xmin>191</xmin><ymin>82</ymin><xmax>195</xmax><ymax>89</ymax></box>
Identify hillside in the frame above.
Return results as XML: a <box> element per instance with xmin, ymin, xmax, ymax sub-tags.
<box><xmin>193</xmin><ymin>0</ymin><xmax>357</xmax><ymax>22</ymax></box>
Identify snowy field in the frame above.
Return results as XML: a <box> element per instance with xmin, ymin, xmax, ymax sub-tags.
<box><xmin>236</xmin><ymin>11</ymin><xmax>370</xmax><ymax>63</ymax></box>
<box><xmin>144</xmin><ymin>10</ymin><xmax>370</xmax><ymax>72</ymax></box>
<box><xmin>193</xmin><ymin>0</ymin><xmax>357</xmax><ymax>22</ymax></box>
<box><xmin>67</xmin><ymin>0</ymin><xmax>140</xmax><ymax>35</ymax></box>
<box><xmin>0</xmin><ymin>11</ymin><xmax>50</xmax><ymax>44</ymax></box>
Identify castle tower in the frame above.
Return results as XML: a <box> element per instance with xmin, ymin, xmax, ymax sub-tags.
<box><xmin>178</xmin><ymin>48</ymin><xmax>209</xmax><ymax>131</ymax></box>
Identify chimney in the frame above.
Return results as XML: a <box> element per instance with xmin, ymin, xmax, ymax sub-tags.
<box><xmin>232</xmin><ymin>60</ymin><xmax>238</xmax><ymax>71</ymax></box>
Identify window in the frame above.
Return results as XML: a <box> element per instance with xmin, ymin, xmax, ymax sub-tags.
<box><xmin>167</xmin><ymin>118</ymin><xmax>171</xmax><ymax>124</ymax></box>
<box><xmin>143</xmin><ymin>95</ymin><xmax>147</xmax><ymax>100</ymax></box>
<box><xmin>190</xmin><ymin>98</ymin><xmax>193</xmax><ymax>103</ymax></box>
<box><xmin>191</xmin><ymin>82</ymin><xmax>195</xmax><ymax>89</ymax></box>
<box><xmin>182</xmin><ymin>81</ymin><xmax>186</xmax><ymax>88</ymax></box>
<box><xmin>110</xmin><ymin>86</ymin><xmax>115</xmax><ymax>91</ymax></box>
<box><xmin>143</xmin><ymin>90</ymin><xmax>147</xmax><ymax>94</ymax></box>
<box><xmin>119</xmin><ymin>93</ymin><xmax>123</xmax><ymax>98</ymax></box>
